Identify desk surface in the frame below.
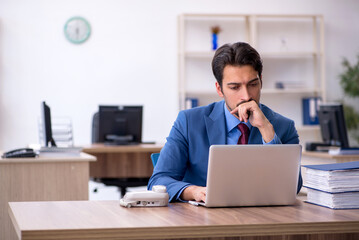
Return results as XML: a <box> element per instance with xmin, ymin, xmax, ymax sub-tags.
<box><xmin>9</xmin><ymin>200</ymin><xmax>359</xmax><ymax>240</ymax></box>
<box><xmin>82</xmin><ymin>143</ymin><xmax>164</xmax><ymax>153</ymax></box>
<box><xmin>302</xmin><ymin>150</ymin><xmax>359</xmax><ymax>159</ymax></box>
<box><xmin>0</xmin><ymin>152</ymin><xmax>96</xmax><ymax>163</ymax></box>
<box><xmin>302</xmin><ymin>151</ymin><xmax>359</xmax><ymax>160</ymax></box>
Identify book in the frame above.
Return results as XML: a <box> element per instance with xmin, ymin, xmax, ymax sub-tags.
<box><xmin>303</xmin><ymin>161</ymin><xmax>359</xmax><ymax>209</ymax></box>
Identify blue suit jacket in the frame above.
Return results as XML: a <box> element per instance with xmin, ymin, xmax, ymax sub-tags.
<box><xmin>148</xmin><ymin>101</ymin><xmax>302</xmax><ymax>202</ymax></box>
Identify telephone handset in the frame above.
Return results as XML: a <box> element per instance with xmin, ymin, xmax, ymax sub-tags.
<box><xmin>119</xmin><ymin>185</ymin><xmax>169</xmax><ymax>208</ymax></box>
<box><xmin>1</xmin><ymin>148</ymin><xmax>37</xmax><ymax>158</ymax></box>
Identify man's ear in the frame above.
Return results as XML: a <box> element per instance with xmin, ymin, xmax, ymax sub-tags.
<box><xmin>215</xmin><ymin>82</ymin><xmax>224</xmax><ymax>98</ymax></box>
<box><xmin>260</xmin><ymin>75</ymin><xmax>263</xmax><ymax>89</ymax></box>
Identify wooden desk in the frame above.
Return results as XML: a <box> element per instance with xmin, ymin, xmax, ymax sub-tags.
<box><xmin>82</xmin><ymin>143</ymin><xmax>163</xmax><ymax>178</ymax></box>
<box><xmin>302</xmin><ymin>151</ymin><xmax>359</xmax><ymax>164</ymax></box>
<box><xmin>8</xmin><ymin>200</ymin><xmax>359</xmax><ymax>240</ymax></box>
<box><xmin>82</xmin><ymin>144</ymin><xmax>163</xmax><ymax>195</ymax></box>
<box><xmin>0</xmin><ymin>153</ymin><xmax>96</xmax><ymax>240</ymax></box>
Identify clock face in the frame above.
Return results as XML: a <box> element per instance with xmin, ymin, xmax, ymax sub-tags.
<box><xmin>64</xmin><ymin>17</ymin><xmax>91</xmax><ymax>44</ymax></box>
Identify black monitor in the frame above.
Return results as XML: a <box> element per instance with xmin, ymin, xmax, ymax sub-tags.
<box><xmin>41</xmin><ymin>101</ymin><xmax>57</xmax><ymax>147</ymax></box>
<box><xmin>318</xmin><ymin>103</ymin><xmax>349</xmax><ymax>148</ymax></box>
<box><xmin>95</xmin><ymin>105</ymin><xmax>143</xmax><ymax>145</ymax></box>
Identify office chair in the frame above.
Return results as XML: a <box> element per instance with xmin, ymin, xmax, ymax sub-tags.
<box><xmin>91</xmin><ymin>112</ymin><xmax>151</xmax><ymax>198</ymax></box>
<box><xmin>151</xmin><ymin>153</ymin><xmax>160</xmax><ymax>167</ymax></box>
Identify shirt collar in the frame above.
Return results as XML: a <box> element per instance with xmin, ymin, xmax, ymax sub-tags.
<box><xmin>224</xmin><ymin>103</ymin><xmax>252</xmax><ymax>133</ymax></box>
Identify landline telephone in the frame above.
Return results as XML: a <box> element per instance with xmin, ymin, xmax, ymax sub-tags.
<box><xmin>119</xmin><ymin>185</ymin><xmax>169</xmax><ymax>208</ymax></box>
<box><xmin>1</xmin><ymin>148</ymin><xmax>37</xmax><ymax>158</ymax></box>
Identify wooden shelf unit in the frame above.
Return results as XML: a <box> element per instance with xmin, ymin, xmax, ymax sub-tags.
<box><xmin>178</xmin><ymin>14</ymin><xmax>325</xmax><ymax>140</ymax></box>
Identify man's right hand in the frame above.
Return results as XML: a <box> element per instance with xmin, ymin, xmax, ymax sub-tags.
<box><xmin>180</xmin><ymin>185</ymin><xmax>206</xmax><ymax>202</ymax></box>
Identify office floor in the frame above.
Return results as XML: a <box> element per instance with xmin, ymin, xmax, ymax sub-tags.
<box><xmin>88</xmin><ymin>180</ymin><xmax>147</xmax><ymax>200</ymax></box>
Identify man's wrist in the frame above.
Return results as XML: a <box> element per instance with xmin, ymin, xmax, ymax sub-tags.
<box><xmin>258</xmin><ymin>120</ymin><xmax>275</xmax><ymax>143</ymax></box>
<box><xmin>180</xmin><ymin>185</ymin><xmax>194</xmax><ymax>201</ymax></box>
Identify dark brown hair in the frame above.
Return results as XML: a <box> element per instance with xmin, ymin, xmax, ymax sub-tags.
<box><xmin>211</xmin><ymin>42</ymin><xmax>263</xmax><ymax>87</ymax></box>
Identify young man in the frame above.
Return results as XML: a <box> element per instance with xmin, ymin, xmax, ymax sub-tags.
<box><xmin>148</xmin><ymin>42</ymin><xmax>302</xmax><ymax>202</ymax></box>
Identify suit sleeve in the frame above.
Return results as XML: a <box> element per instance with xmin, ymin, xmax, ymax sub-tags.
<box><xmin>282</xmin><ymin>120</ymin><xmax>302</xmax><ymax>193</ymax></box>
<box><xmin>283</xmin><ymin>120</ymin><xmax>300</xmax><ymax>144</ymax></box>
<box><xmin>147</xmin><ymin>111</ymin><xmax>192</xmax><ymax>202</ymax></box>
<box><xmin>270</xmin><ymin>117</ymin><xmax>302</xmax><ymax>193</ymax></box>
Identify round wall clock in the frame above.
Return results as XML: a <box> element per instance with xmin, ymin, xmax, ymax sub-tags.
<box><xmin>64</xmin><ymin>16</ymin><xmax>91</xmax><ymax>44</ymax></box>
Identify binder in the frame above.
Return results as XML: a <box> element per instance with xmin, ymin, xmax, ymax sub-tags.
<box><xmin>303</xmin><ymin>161</ymin><xmax>359</xmax><ymax>171</ymax></box>
<box><xmin>303</xmin><ymin>161</ymin><xmax>359</xmax><ymax>209</ymax></box>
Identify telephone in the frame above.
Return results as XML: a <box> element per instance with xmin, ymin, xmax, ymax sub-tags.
<box><xmin>119</xmin><ymin>185</ymin><xmax>169</xmax><ymax>208</ymax></box>
<box><xmin>1</xmin><ymin>148</ymin><xmax>37</xmax><ymax>158</ymax></box>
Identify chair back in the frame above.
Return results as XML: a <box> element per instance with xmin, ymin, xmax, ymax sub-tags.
<box><xmin>151</xmin><ymin>153</ymin><xmax>160</xmax><ymax>167</ymax></box>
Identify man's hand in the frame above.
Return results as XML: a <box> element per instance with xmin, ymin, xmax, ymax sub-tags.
<box><xmin>230</xmin><ymin>100</ymin><xmax>275</xmax><ymax>143</ymax></box>
<box><xmin>180</xmin><ymin>185</ymin><xmax>206</xmax><ymax>202</ymax></box>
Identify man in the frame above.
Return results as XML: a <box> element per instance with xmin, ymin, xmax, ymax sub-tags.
<box><xmin>148</xmin><ymin>42</ymin><xmax>302</xmax><ymax>202</ymax></box>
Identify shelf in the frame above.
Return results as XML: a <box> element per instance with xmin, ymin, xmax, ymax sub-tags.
<box><xmin>179</xmin><ymin>13</ymin><xmax>325</xmax><ymax>129</ymax></box>
<box><xmin>183</xmin><ymin>51</ymin><xmax>215</xmax><ymax>59</ymax></box>
<box><xmin>261</xmin><ymin>88</ymin><xmax>321</xmax><ymax>94</ymax></box>
<box><xmin>255</xmin><ymin>14</ymin><xmax>323</xmax><ymax>19</ymax></box>
<box><xmin>183</xmin><ymin>51</ymin><xmax>321</xmax><ymax>59</ymax></box>
<box><xmin>185</xmin><ymin>88</ymin><xmax>321</xmax><ymax>96</ymax></box>
<box><xmin>261</xmin><ymin>52</ymin><xmax>321</xmax><ymax>58</ymax></box>
<box><xmin>184</xmin><ymin>90</ymin><xmax>215</xmax><ymax>96</ymax></box>
<box><xmin>297</xmin><ymin>125</ymin><xmax>320</xmax><ymax>131</ymax></box>
<box><xmin>182</xmin><ymin>13</ymin><xmax>248</xmax><ymax>20</ymax></box>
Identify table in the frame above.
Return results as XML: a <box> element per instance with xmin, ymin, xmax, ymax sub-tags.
<box><xmin>8</xmin><ymin>200</ymin><xmax>359</xmax><ymax>240</ymax></box>
<box><xmin>0</xmin><ymin>153</ymin><xmax>96</xmax><ymax>240</ymax></box>
<box><xmin>82</xmin><ymin>143</ymin><xmax>163</xmax><ymax>195</ymax></box>
<box><xmin>302</xmin><ymin>151</ymin><xmax>359</xmax><ymax>164</ymax></box>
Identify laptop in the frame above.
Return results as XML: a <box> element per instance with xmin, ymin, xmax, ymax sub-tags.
<box><xmin>188</xmin><ymin>144</ymin><xmax>301</xmax><ymax>207</ymax></box>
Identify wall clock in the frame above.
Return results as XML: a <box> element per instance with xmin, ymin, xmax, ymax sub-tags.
<box><xmin>64</xmin><ymin>16</ymin><xmax>91</xmax><ymax>44</ymax></box>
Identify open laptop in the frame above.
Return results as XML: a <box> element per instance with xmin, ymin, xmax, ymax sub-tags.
<box><xmin>189</xmin><ymin>144</ymin><xmax>301</xmax><ymax>207</ymax></box>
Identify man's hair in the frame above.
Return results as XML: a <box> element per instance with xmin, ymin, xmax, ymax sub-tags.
<box><xmin>211</xmin><ymin>42</ymin><xmax>263</xmax><ymax>87</ymax></box>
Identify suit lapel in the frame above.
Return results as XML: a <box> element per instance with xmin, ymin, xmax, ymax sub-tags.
<box><xmin>204</xmin><ymin>101</ymin><xmax>226</xmax><ymax>145</ymax></box>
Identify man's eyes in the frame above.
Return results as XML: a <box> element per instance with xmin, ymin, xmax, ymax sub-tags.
<box><xmin>228</xmin><ymin>82</ymin><xmax>258</xmax><ymax>90</ymax></box>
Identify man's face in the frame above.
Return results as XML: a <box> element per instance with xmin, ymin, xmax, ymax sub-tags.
<box><xmin>215</xmin><ymin>65</ymin><xmax>262</xmax><ymax>112</ymax></box>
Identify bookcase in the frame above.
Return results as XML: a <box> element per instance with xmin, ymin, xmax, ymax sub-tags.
<box><xmin>178</xmin><ymin>14</ymin><xmax>325</xmax><ymax>140</ymax></box>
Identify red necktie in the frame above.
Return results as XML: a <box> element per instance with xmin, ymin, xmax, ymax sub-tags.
<box><xmin>237</xmin><ymin>123</ymin><xmax>249</xmax><ymax>144</ymax></box>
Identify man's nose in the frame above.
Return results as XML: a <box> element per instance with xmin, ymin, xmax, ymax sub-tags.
<box><xmin>241</xmin><ymin>86</ymin><xmax>250</xmax><ymax>101</ymax></box>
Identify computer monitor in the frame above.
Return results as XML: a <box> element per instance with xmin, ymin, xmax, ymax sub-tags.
<box><xmin>41</xmin><ymin>101</ymin><xmax>57</xmax><ymax>147</ymax></box>
<box><xmin>96</xmin><ymin>105</ymin><xmax>143</xmax><ymax>145</ymax></box>
<box><xmin>318</xmin><ymin>103</ymin><xmax>349</xmax><ymax>148</ymax></box>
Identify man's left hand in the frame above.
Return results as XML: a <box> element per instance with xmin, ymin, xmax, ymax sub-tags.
<box><xmin>230</xmin><ymin>100</ymin><xmax>275</xmax><ymax>143</ymax></box>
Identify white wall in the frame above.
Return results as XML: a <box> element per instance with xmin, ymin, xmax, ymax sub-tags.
<box><xmin>1</xmin><ymin>0</ymin><xmax>359</xmax><ymax>150</ymax></box>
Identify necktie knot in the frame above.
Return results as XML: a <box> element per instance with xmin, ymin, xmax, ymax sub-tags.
<box><xmin>237</xmin><ymin>123</ymin><xmax>249</xmax><ymax>144</ymax></box>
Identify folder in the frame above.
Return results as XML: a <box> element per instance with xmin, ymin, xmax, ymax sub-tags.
<box><xmin>303</xmin><ymin>161</ymin><xmax>359</xmax><ymax>209</ymax></box>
